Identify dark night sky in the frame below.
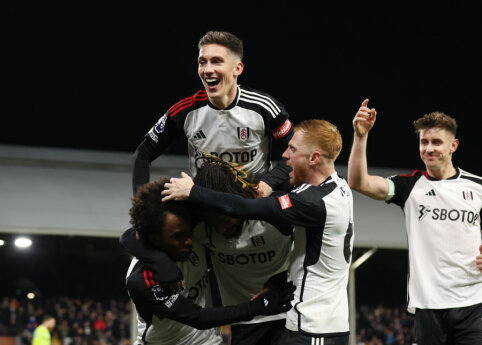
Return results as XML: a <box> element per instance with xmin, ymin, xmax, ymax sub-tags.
<box><xmin>2</xmin><ymin>2</ymin><xmax>481</xmax><ymax>173</ymax></box>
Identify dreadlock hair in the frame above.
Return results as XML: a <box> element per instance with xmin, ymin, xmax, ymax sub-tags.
<box><xmin>129</xmin><ymin>178</ymin><xmax>195</xmax><ymax>240</ymax></box>
<box><xmin>194</xmin><ymin>154</ymin><xmax>257</xmax><ymax>199</ymax></box>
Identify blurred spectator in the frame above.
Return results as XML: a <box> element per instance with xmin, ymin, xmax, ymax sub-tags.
<box><xmin>0</xmin><ymin>296</ymin><xmax>131</xmax><ymax>345</ymax></box>
<box><xmin>32</xmin><ymin>314</ymin><xmax>55</xmax><ymax>345</ymax></box>
<box><xmin>356</xmin><ymin>305</ymin><xmax>415</xmax><ymax>345</ymax></box>
<box><xmin>0</xmin><ymin>295</ymin><xmax>414</xmax><ymax>345</ymax></box>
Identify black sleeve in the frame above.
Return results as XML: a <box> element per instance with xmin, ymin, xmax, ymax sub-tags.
<box><xmin>189</xmin><ymin>185</ymin><xmax>315</xmax><ymax>235</ymax></box>
<box><xmin>166</xmin><ymin>295</ymin><xmax>256</xmax><ymax>330</ymax></box>
<box><xmin>151</xmin><ymin>282</ymin><xmax>293</xmax><ymax>330</ymax></box>
<box><xmin>258</xmin><ymin>160</ymin><xmax>293</xmax><ymax>192</ymax></box>
<box><xmin>132</xmin><ymin>114</ymin><xmax>183</xmax><ymax>196</ymax></box>
<box><xmin>386</xmin><ymin>170</ymin><xmax>421</xmax><ymax>207</ymax></box>
<box><xmin>128</xmin><ymin>268</ymin><xmax>294</xmax><ymax>330</ymax></box>
<box><xmin>119</xmin><ymin>228</ymin><xmax>183</xmax><ymax>283</ymax></box>
<box><xmin>260</xmin><ymin>117</ymin><xmax>294</xmax><ymax>191</ymax></box>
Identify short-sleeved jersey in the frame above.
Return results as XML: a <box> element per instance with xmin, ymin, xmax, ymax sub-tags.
<box><xmin>387</xmin><ymin>168</ymin><xmax>482</xmax><ymax>312</ymax></box>
<box><xmin>146</xmin><ymin>85</ymin><xmax>293</xmax><ymax>176</ymax></box>
<box><xmin>189</xmin><ymin>171</ymin><xmax>355</xmax><ymax>336</ymax></box>
<box><xmin>194</xmin><ymin>219</ymin><xmax>292</xmax><ymax>324</ymax></box>
<box><xmin>127</xmin><ymin>242</ymin><xmax>223</xmax><ymax>345</ymax></box>
<box><xmin>32</xmin><ymin>325</ymin><xmax>51</xmax><ymax>345</ymax></box>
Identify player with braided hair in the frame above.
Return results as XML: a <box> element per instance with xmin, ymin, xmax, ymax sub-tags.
<box><xmin>123</xmin><ymin>155</ymin><xmax>293</xmax><ymax>345</ymax></box>
<box><xmin>122</xmin><ymin>179</ymin><xmax>295</xmax><ymax>345</ymax></box>
<box><xmin>192</xmin><ymin>155</ymin><xmax>293</xmax><ymax>345</ymax></box>
<box><xmin>163</xmin><ymin>119</ymin><xmax>355</xmax><ymax>345</ymax></box>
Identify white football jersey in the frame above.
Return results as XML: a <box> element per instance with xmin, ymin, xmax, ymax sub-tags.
<box><xmin>387</xmin><ymin>168</ymin><xmax>482</xmax><ymax>312</ymax></box>
<box><xmin>283</xmin><ymin>174</ymin><xmax>354</xmax><ymax>335</ymax></box>
<box><xmin>194</xmin><ymin>219</ymin><xmax>292</xmax><ymax>324</ymax></box>
<box><xmin>187</xmin><ymin>172</ymin><xmax>354</xmax><ymax>335</ymax></box>
<box><xmin>147</xmin><ymin>85</ymin><xmax>293</xmax><ymax>176</ymax></box>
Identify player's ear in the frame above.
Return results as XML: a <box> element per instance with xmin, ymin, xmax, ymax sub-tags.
<box><xmin>450</xmin><ymin>138</ymin><xmax>459</xmax><ymax>154</ymax></box>
<box><xmin>309</xmin><ymin>151</ymin><xmax>321</xmax><ymax>165</ymax></box>
<box><xmin>234</xmin><ymin>61</ymin><xmax>244</xmax><ymax>77</ymax></box>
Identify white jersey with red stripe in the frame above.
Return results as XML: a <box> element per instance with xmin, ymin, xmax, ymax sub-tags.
<box><xmin>147</xmin><ymin>85</ymin><xmax>293</xmax><ymax>176</ymax></box>
<box><xmin>386</xmin><ymin>168</ymin><xmax>482</xmax><ymax>312</ymax></box>
<box><xmin>127</xmin><ymin>242</ymin><xmax>223</xmax><ymax>345</ymax></box>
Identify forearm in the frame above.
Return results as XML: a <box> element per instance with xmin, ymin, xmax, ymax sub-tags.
<box><xmin>132</xmin><ymin>147</ymin><xmax>152</xmax><ymax>196</ymax></box>
<box><xmin>348</xmin><ymin>134</ymin><xmax>370</xmax><ymax>190</ymax></box>
<box><xmin>132</xmin><ymin>138</ymin><xmax>167</xmax><ymax>196</ymax></box>
<box><xmin>190</xmin><ymin>185</ymin><xmax>274</xmax><ymax>221</ymax></box>
<box><xmin>168</xmin><ymin>297</ymin><xmax>256</xmax><ymax>330</ymax></box>
<box><xmin>348</xmin><ymin>134</ymin><xmax>387</xmax><ymax>200</ymax></box>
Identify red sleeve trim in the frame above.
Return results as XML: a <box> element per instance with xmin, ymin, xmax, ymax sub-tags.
<box><xmin>148</xmin><ymin>269</ymin><xmax>156</xmax><ymax>286</ymax></box>
<box><xmin>143</xmin><ymin>269</ymin><xmax>150</xmax><ymax>287</ymax></box>
<box><xmin>399</xmin><ymin>170</ymin><xmax>420</xmax><ymax>177</ymax></box>
<box><xmin>168</xmin><ymin>91</ymin><xmax>208</xmax><ymax>118</ymax></box>
<box><xmin>272</xmin><ymin>119</ymin><xmax>292</xmax><ymax>139</ymax></box>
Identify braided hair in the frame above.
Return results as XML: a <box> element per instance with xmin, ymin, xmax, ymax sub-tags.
<box><xmin>194</xmin><ymin>153</ymin><xmax>257</xmax><ymax>199</ymax></box>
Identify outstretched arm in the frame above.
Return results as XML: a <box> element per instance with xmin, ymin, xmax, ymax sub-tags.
<box><xmin>348</xmin><ymin>99</ymin><xmax>389</xmax><ymax>200</ymax></box>
<box><xmin>167</xmin><ymin>281</ymin><xmax>295</xmax><ymax>329</ymax></box>
<box><xmin>161</xmin><ymin>173</ymin><xmax>293</xmax><ymax>234</ymax></box>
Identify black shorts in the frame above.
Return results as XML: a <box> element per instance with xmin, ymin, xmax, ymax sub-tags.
<box><xmin>415</xmin><ymin>303</ymin><xmax>482</xmax><ymax>345</ymax></box>
<box><xmin>276</xmin><ymin>328</ymin><xmax>349</xmax><ymax>345</ymax></box>
<box><xmin>230</xmin><ymin>319</ymin><xmax>285</xmax><ymax>345</ymax></box>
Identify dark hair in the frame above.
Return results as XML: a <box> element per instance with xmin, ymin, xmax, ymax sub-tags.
<box><xmin>129</xmin><ymin>178</ymin><xmax>195</xmax><ymax>239</ymax></box>
<box><xmin>198</xmin><ymin>31</ymin><xmax>244</xmax><ymax>60</ymax></box>
<box><xmin>194</xmin><ymin>155</ymin><xmax>256</xmax><ymax>199</ymax></box>
<box><xmin>413</xmin><ymin>111</ymin><xmax>457</xmax><ymax>136</ymax></box>
<box><xmin>42</xmin><ymin>314</ymin><xmax>55</xmax><ymax>322</ymax></box>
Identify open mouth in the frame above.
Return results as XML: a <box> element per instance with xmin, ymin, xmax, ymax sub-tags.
<box><xmin>206</xmin><ymin>78</ymin><xmax>220</xmax><ymax>87</ymax></box>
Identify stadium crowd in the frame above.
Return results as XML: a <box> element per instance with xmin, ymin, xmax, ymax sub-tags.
<box><xmin>0</xmin><ymin>295</ymin><xmax>414</xmax><ymax>345</ymax></box>
<box><xmin>0</xmin><ymin>296</ymin><xmax>131</xmax><ymax>345</ymax></box>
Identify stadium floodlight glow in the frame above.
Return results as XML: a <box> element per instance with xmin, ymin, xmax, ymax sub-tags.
<box><xmin>27</xmin><ymin>292</ymin><xmax>35</xmax><ymax>299</ymax></box>
<box><xmin>0</xmin><ymin>239</ymin><xmax>4</xmax><ymax>246</ymax></box>
<box><xmin>14</xmin><ymin>237</ymin><xmax>32</xmax><ymax>248</ymax></box>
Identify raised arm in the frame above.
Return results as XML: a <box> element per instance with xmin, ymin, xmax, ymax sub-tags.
<box><xmin>348</xmin><ymin>99</ymin><xmax>389</xmax><ymax>200</ymax></box>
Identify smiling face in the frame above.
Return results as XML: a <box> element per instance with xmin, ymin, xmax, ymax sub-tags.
<box><xmin>148</xmin><ymin>212</ymin><xmax>194</xmax><ymax>262</ymax></box>
<box><xmin>198</xmin><ymin>44</ymin><xmax>244</xmax><ymax>109</ymax></box>
<box><xmin>419</xmin><ymin>127</ymin><xmax>458</xmax><ymax>174</ymax></box>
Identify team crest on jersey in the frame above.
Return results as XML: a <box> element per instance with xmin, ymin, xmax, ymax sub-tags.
<box><xmin>237</xmin><ymin>127</ymin><xmax>250</xmax><ymax>142</ymax></box>
<box><xmin>251</xmin><ymin>235</ymin><xmax>265</xmax><ymax>248</ymax></box>
<box><xmin>188</xmin><ymin>251</ymin><xmax>200</xmax><ymax>266</ymax></box>
<box><xmin>462</xmin><ymin>191</ymin><xmax>474</xmax><ymax>200</ymax></box>
<box><xmin>278</xmin><ymin>194</ymin><xmax>292</xmax><ymax>209</ymax></box>
<box><xmin>154</xmin><ymin>114</ymin><xmax>168</xmax><ymax>134</ymax></box>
